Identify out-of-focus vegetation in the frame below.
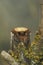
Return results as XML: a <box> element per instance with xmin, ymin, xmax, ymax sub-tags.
<box><xmin>29</xmin><ymin>32</ymin><xmax>43</xmax><ymax>65</ymax></box>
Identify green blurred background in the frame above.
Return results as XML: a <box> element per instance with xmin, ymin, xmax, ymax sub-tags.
<box><xmin>0</xmin><ymin>0</ymin><xmax>43</xmax><ymax>51</ymax></box>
